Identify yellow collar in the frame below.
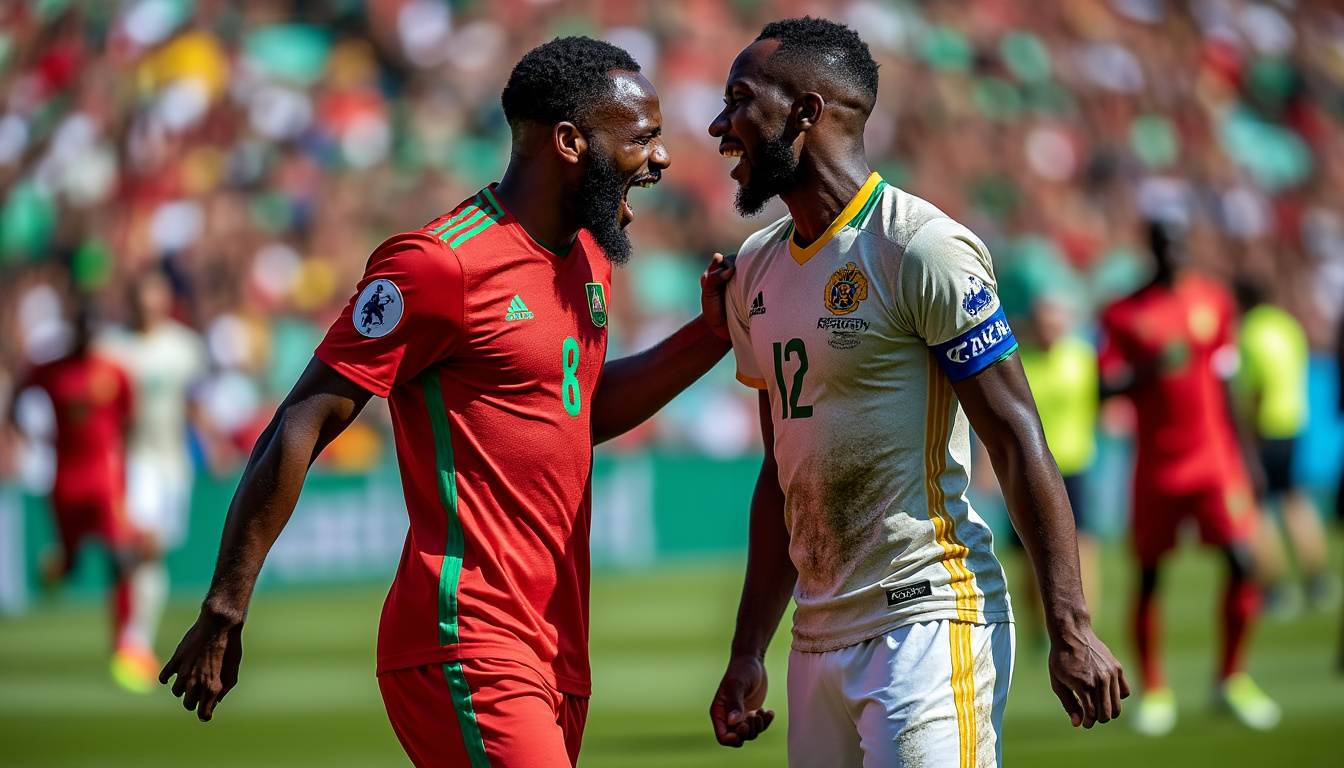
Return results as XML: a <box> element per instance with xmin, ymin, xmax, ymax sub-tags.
<box><xmin>788</xmin><ymin>172</ymin><xmax>884</xmax><ymax>265</ymax></box>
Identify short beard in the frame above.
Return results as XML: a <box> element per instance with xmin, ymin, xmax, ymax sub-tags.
<box><xmin>734</xmin><ymin>130</ymin><xmax>799</xmax><ymax>217</ymax></box>
<box><xmin>576</xmin><ymin>150</ymin><xmax>632</xmax><ymax>266</ymax></box>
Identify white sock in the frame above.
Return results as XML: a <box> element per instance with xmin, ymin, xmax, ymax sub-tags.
<box><xmin>121</xmin><ymin>561</ymin><xmax>169</xmax><ymax>652</ymax></box>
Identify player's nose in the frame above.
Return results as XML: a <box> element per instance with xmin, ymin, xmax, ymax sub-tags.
<box><xmin>650</xmin><ymin>139</ymin><xmax>670</xmax><ymax>171</ymax></box>
<box><xmin>708</xmin><ymin>110</ymin><xmax>730</xmax><ymax>139</ymax></box>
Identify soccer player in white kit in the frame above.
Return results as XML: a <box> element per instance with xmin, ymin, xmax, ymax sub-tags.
<box><xmin>705</xmin><ymin>19</ymin><xmax>1128</xmax><ymax>767</ymax></box>
<box><xmin>100</xmin><ymin>270</ymin><xmax>208</xmax><ymax>681</ymax></box>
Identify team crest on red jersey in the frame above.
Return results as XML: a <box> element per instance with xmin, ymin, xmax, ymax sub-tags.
<box><xmin>585</xmin><ymin>283</ymin><xmax>607</xmax><ymax>327</ymax></box>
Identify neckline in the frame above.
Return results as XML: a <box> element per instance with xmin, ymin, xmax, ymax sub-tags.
<box><xmin>482</xmin><ymin>184</ymin><xmax>582</xmax><ymax>264</ymax></box>
<box><xmin>787</xmin><ymin>172</ymin><xmax>885</xmax><ymax>265</ymax></box>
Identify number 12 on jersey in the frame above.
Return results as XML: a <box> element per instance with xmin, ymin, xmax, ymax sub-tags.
<box><xmin>772</xmin><ymin>338</ymin><xmax>813</xmax><ymax>419</ymax></box>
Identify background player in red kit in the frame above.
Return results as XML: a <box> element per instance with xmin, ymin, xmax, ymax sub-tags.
<box><xmin>159</xmin><ymin>38</ymin><xmax>735</xmax><ymax>767</ymax></box>
<box><xmin>10</xmin><ymin>303</ymin><xmax>148</xmax><ymax>690</ymax></box>
<box><xmin>1099</xmin><ymin>219</ymin><xmax>1278</xmax><ymax>736</ymax></box>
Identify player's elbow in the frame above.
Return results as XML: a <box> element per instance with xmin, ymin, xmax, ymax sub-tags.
<box><xmin>977</xmin><ymin>411</ymin><xmax>1047</xmax><ymax>468</ymax></box>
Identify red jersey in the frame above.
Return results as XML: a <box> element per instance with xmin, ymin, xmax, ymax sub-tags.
<box><xmin>1099</xmin><ymin>274</ymin><xmax>1245</xmax><ymax>492</ymax></box>
<box><xmin>316</xmin><ymin>185</ymin><xmax>610</xmax><ymax>696</ymax></box>
<box><xmin>23</xmin><ymin>354</ymin><xmax>133</xmax><ymax>506</ymax></box>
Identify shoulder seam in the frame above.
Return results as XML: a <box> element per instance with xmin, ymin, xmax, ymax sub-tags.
<box><xmin>442</xmin><ymin>242</ymin><xmax>467</xmax><ymax>359</ymax></box>
<box><xmin>849</xmin><ymin>213</ymin><xmax>952</xmax><ymax>263</ymax></box>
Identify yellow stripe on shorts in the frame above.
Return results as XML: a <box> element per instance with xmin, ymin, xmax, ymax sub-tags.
<box><xmin>949</xmin><ymin>620</ymin><xmax>977</xmax><ymax>768</ymax></box>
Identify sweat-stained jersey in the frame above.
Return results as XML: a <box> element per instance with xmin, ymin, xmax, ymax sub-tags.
<box><xmin>315</xmin><ymin>185</ymin><xmax>611</xmax><ymax>697</ymax></box>
<box><xmin>725</xmin><ymin>173</ymin><xmax>1016</xmax><ymax>653</ymax></box>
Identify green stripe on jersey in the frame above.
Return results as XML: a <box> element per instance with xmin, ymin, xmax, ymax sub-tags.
<box><xmin>418</xmin><ymin>371</ymin><xmax>492</xmax><ymax>766</ymax></box>
<box><xmin>418</xmin><ymin>371</ymin><xmax>463</xmax><ymax>646</ymax></box>
<box><xmin>846</xmin><ymin>180</ymin><xmax>888</xmax><ymax>230</ymax></box>
<box><xmin>442</xmin><ymin>661</ymin><xmax>492</xmax><ymax>768</ymax></box>
<box><xmin>448</xmin><ymin>210</ymin><xmax>501</xmax><ymax>248</ymax></box>
<box><xmin>480</xmin><ymin>186</ymin><xmax>506</xmax><ymax>219</ymax></box>
<box><xmin>430</xmin><ymin>196</ymin><xmax>484</xmax><ymax>237</ymax></box>
<box><xmin>439</xmin><ymin>207</ymin><xmax>489</xmax><ymax>242</ymax></box>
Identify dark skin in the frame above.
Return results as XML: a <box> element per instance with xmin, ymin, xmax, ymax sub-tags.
<box><xmin>707</xmin><ymin>40</ymin><xmax>1127</xmax><ymax>748</ymax></box>
<box><xmin>159</xmin><ymin>71</ymin><xmax>737</xmax><ymax>722</ymax></box>
<box><xmin>710</xmin><ymin>39</ymin><xmax>872</xmax><ymax>246</ymax></box>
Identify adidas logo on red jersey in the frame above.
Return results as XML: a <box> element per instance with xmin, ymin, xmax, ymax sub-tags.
<box><xmin>505</xmin><ymin>295</ymin><xmax>534</xmax><ymax>321</ymax></box>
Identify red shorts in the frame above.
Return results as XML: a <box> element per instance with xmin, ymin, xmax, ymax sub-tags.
<box><xmin>378</xmin><ymin>658</ymin><xmax>588</xmax><ymax>768</ymax></box>
<box><xmin>1131</xmin><ymin>481</ymin><xmax>1257</xmax><ymax>566</ymax></box>
<box><xmin>50</xmin><ymin>493</ymin><xmax>131</xmax><ymax>564</ymax></box>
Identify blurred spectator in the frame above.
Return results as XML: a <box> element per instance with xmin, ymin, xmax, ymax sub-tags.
<box><xmin>1</xmin><ymin>0</ymin><xmax>1343</xmax><ymax>467</ymax></box>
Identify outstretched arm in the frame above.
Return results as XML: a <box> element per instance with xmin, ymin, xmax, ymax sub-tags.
<box><xmin>159</xmin><ymin>358</ymin><xmax>372</xmax><ymax>721</ymax></box>
<box><xmin>953</xmin><ymin>353</ymin><xmax>1129</xmax><ymax>729</ymax></box>
<box><xmin>590</xmin><ymin>253</ymin><xmax>734</xmax><ymax>443</ymax></box>
<box><xmin>710</xmin><ymin>390</ymin><xmax>794</xmax><ymax>747</ymax></box>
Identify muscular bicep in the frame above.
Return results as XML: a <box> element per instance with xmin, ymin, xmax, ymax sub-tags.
<box><xmin>275</xmin><ymin>357</ymin><xmax>375</xmax><ymax>464</ymax></box>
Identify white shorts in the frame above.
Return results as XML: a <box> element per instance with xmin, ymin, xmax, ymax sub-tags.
<box><xmin>787</xmin><ymin>620</ymin><xmax>1014</xmax><ymax>768</ymax></box>
<box><xmin>126</xmin><ymin>456</ymin><xmax>192</xmax><ymax>550</ymax></box>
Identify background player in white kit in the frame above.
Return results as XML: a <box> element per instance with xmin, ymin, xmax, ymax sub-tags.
<box><xmin>705</xmin><ymin>18</ymin><xmax>1127</xmax><ymax>767</ymax></box>
<box><xmin>100</xmin><ymin>270</ymin><xmax>208</xmax><ymax>682</ymax></box>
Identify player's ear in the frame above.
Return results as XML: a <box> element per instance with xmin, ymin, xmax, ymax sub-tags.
<box><xmin>554</xmin><ymin>122</ymin><xmax>586</xmax><ymax>164</ymax></box>
<box><xmin>793</xmin><ymin>93</ymin><xmax>825</xmax><ymax>133</ymax></box>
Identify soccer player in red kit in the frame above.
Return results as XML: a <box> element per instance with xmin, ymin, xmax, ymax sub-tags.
<box><xmin>159</xmin><ymin>38</ymin><xmax>735</xmax><ymax>767</ymax></box>
<box><xmin>1099</xmin><ymin>219</ymin><xmax>1279</xmax><ymax>735</ymax></box>
<box><xmin>11</xmin><ymin>305</ymin><xmax>149</xmax><ymax>690</ymax></box>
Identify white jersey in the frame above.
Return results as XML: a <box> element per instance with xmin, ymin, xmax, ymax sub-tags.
<box><xmin>726</xmin><ymin>173</ymin><xmax>1016</xmax><ymax>652</ymax></box>
<box><xmin>100</xmin><ymin>320</ymin><xmax>207</xmax><ymax>484</ymax></box>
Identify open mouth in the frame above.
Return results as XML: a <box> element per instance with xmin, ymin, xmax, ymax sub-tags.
<box><xmin>719</xmin><ymin>141</ymin><xmax>747</xmax><ymax>181</ymax></box>
<box><xmin>620</xmin><ymin>174</ymin><xmax>659</xmax><ymax>228</ymax></box>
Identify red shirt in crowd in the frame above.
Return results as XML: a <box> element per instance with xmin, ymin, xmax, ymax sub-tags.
<box><xmin>316</xmin><ymin>185</ymin><xmax>611</xmax><ymax>697</ymax></box>
<box><xmin>1099</xmin><ymin>273</ymin><xmax>1247</xmax><ymax>493</ymax></box>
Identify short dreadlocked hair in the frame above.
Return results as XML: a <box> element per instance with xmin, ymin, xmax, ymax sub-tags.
<box><xmin>756</xmin><ymin>17</ymin><xmax>879</xmax><ymax>112</ymax></box>
<box><xmin>501</xmin><ymin>36</ymin><xmax>641</xmax><ymax>130</ymax></box>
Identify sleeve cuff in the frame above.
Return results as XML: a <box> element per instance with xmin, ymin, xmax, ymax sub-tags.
<box><xmin>314</xmin><ymin>347</ymin><xmax>392</xmax><ymax>398</ymax></box>
<box><xmin>930</xmin><ymin>306</ymin><xmax>1018</xmax><ymax>383</ymax></box>
<box><xmin>735</xmin><ymin>371</ymin><xmax>769</xmax><ymax>390</ymax></box>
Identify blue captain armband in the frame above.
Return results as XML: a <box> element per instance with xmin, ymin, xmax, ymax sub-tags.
<box><xmin>930</xmin><ymin>306</ymin><xmax>1019</xmax><ymax>382</ymax></box>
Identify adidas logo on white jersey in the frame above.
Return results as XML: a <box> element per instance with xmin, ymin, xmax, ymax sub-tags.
<box><xmin>749</xmin><ymin>291</ymin><xmax>766</xmax><ymax>317</ymax></box>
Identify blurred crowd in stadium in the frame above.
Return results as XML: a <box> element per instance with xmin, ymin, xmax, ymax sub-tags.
<box><xmin>0</xmin><ymin>0</ymin><xmax>1342</xmax><ymax>473</ymax></box>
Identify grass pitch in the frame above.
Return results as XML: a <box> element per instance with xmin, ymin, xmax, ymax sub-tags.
<box><xmin>1</xmin><ymin>540</ymin><xmax>1340</xmax><ymax>767</ymax></box>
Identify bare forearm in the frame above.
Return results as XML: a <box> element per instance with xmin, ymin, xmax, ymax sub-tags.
<box><xmin>987</xmin><ymin>432</ymin><xmax>1090</xmax><ymax>635</ymax></box>
<box><xmin>730</xmin><ymin>462</ymin><xmax>796</xmax><ymax>659</ymax></box>
<box><xmin>201</xmin><ymin>410</ymin><xmax>323</xmax><ymax>621</ymax></box>
<box><xmin>202</xmin><ymin>380</ymin><xmax>365</xmax><ymax>622</ymax></box>
<box><xmin>591</xmin><ymin>315</ymin><xmax>731</xmax><ymax>443</ymax></box>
